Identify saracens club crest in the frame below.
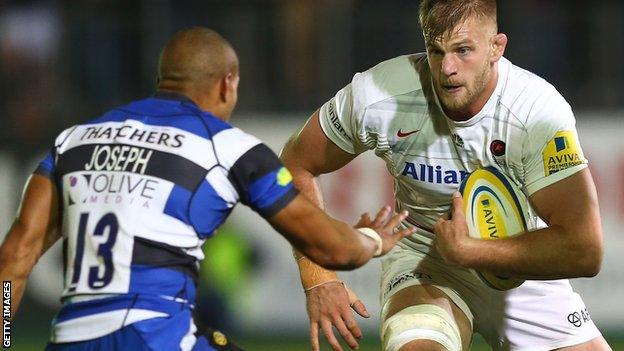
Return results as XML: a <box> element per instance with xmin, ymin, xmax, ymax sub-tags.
<box><xmin>490</xmin><ymin>139</ymin><xmax>506</xmax><ymax>167</ymax></box>
<box><xmin>490</xmin><ymin>139</ymin><xmax>506</xmax><ymax>156</ymax></box>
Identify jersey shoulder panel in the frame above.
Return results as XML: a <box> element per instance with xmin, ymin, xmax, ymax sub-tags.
<box><xmin>319</xmin><ymin>54</ymin><xmax>430</xmax><ymax>155</ymax></box>
<box><xmin>211</xmin><ymin>127</ymin><xmax>262</xmax><ymax>170</ymax></box>
<box><xmin>499</xmin><ymin>57</ymin><xmax>573</xmax><ymax>129</ymax></box>
<box><xmin>498</xmin><ymin>59</ymin><xmax>586</xmax><ymax>195</ymax></box>
<box><xmin>350</xmin><ymin>53</ymin><xmax>426</xmax><ymax>112</ymax></box>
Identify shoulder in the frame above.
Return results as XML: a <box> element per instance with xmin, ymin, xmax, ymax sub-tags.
<box><xmin>350</xmin><ymin>53</ymin><xmax>427</xmax><ymax>110</ymax></box>
<box><xmin>499</xmin><ymin>57</ymin><xmax>573</xmax><ymax>128</ymax></box>
<box><xmin>212</xmin><ymin>125</ymin><xmax>261</xmax><ymax>147</ymax></box>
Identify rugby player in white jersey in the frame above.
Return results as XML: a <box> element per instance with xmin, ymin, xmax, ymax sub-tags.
<box><xmin>281</xmin><ymin>1</ymin><xmax>612</xmax><ymax>350</ymax></box>
<box><xmin>0</xmin><ymin>27</ymin><xmax>415</xmax><ymax>350</ymax></box>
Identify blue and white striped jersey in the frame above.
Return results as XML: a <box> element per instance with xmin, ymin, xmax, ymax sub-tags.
<box><xmin>36</xmin><ymin>91</ymin><xmax>298</xmax><ymax>343</ymax></box>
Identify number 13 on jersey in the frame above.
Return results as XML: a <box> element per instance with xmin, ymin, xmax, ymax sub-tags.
<box><xmin>68</xmin><ymin>212</ymin><xmax>119</xmax><ymax>292</ymax></box>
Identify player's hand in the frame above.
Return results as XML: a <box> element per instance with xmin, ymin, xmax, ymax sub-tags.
<box><xmin>356</xmin><ymin>206</ymin><xmax>416</xmax><ymax>256</ymax></box>
<box><xmin>306</xmin><ymin>281</ymin><xmax>369</xmax><ymax>351</ymax></box>
<box><xmin>433</xmin><ymin>192</ymin><xmax>471</xmax><ymax>266</ymax></box>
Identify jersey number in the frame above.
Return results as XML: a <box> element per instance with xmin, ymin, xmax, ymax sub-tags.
<box><xmin>69</xmin><ymin>212</ymin><xmax>119</xmax><ymax>290</ymax></box>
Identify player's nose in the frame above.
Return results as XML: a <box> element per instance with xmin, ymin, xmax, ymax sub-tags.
<box><xmin>441</xmin><ymin>54</ymin><xmax>458</xmax><ymax>76</ymax></box>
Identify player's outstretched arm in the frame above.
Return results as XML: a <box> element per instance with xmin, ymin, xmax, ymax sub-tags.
<box><xmin>280</xmin><ymin>110</ymin><xmax>370</xmax><ymax>351</ymax></box>
<box><xmin>269</xmin><ymin>197</ymin><xmax>414</xmax><ymax>270</ymax></box>
<box><xmin>434</xmin><ymin>168</ymin><xmax>603</xmax><ymax>279</ymax></box>
<box><xmin>0</xmin><ymin>174</ymin><xmax>61</xmax><ymax>317</ymax></box>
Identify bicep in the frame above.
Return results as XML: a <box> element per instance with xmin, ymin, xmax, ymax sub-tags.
<box><xmin>281</xmin><ymin>110</ymin><xmax>357</xmax><ymax>176</ymax></box>
<box><xmin>3</xmin><ymin>174</ymin><xmax>61</xmax><ymax>255</ymax></box>
<box><xmin>528</xmin><ymin>168</ymin><xmax>601</xmax><ymax>244</ymax></box>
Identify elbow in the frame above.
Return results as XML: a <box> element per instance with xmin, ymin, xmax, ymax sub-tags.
<box><xmin>308</xmin><ymin>249</ymin><xmax>362</xmax><ymax>271</ymax></box>
<box><xmin>575</xmin><ymin>243</ymin><xmax>603</xmax><ymax>278</ymax></box>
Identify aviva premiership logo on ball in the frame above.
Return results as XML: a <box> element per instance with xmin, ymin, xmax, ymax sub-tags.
<box><xmin>459</xmin><ymin>167</ymin><xmax>529</xmax><ymax>290</ymax></box>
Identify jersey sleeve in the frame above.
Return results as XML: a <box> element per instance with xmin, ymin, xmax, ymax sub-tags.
<box><xmin>228</xmin><ymin>143</ymin><xmax>299</xmax><ymax>218</ymax></box>
<box><xmin>318</xmin><ymin>82</ymin><xmax>368</xmax><ymax>155</ymax></box>
<box><xmin>35</xmin><ymin>149</ymin><xmax>56</xmax><ymax>179</ymax></box>
<box><xmin>34</xmin><ymin>126</ymin><xmax>78</xmax><ymax>179</ymax></box>
<box><xmin>522</xmin><ymin>92</ymin><xmax>588</xmax><ymax>196</ymax></box>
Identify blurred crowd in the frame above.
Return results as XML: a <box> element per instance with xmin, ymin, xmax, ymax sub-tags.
<box><xmin>0</xmin><ymin>0</ymin><xmax>623</xmax><ymax>158</ymax></box>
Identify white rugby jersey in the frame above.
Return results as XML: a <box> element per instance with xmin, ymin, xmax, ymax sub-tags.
<box><xmin>319</xmin><ymin>53</ymin><xmax>587</xmax><ymax>247</ymax></box>
<box><xmin>36</xmin><ymin>92</ymin><xmax>298</xmax><ymax>342</ymax></box>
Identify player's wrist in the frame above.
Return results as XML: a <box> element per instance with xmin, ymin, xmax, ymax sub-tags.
<box><xmin>453</xmin><ymin>236</ymin><xmax>479</xmax><ymax>268</ymax></box>
<box><xmin>357</xmin><ymin>227</ymin><xmax>383</xmax><ymax>257</ymax></box>
<box><xmin>297</xmin><ymin>255</ymin><xmax>340</xmax><ymax>290</ymax></box>
<box><xmin>303</xmin><ymin>279</ymin><xmax>344</xmax><ymax>293</ymax></box>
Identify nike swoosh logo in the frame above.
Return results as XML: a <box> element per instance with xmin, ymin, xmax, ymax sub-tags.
<box><xmin>397</xmin><ymin>129</ymin><xmax>420</xmax><ymax>138</ymax></box>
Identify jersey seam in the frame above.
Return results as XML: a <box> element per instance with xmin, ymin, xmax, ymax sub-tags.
<box><xmin>186</xmin><ymin>107</ymin><xmax>223</xmax><ymax>237</ymax></box>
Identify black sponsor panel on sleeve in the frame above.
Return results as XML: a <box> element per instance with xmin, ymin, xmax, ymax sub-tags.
<box><xmin>256</xmin><ymin>187</ymin><xmax>299</xmax><ymax>218</ymax></box>
<box><xmin>227</xmin><ymin>144</ymin><xmax>282</xmax><ymax>202</ymax></box>
<box><xmin>56</xmin><ymin>143</ymin><xmax>208</xmax><ymax>191</ymax></box>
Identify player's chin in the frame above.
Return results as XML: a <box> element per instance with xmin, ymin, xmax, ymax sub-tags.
<box><xmin>440</xmin><ymin>97</ymin><xmax>469</xmax><ymax>112</ymax></box>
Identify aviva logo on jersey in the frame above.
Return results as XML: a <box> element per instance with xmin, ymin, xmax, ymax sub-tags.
<box><xmin>543</xmin><ymin>130</ymin><xmax>587</xmax><ymax>176</ymax></box>
<box><xmin>277</xmin><ymin>167</ymin><xmax>293</xmax><ymax>186</ymax></box>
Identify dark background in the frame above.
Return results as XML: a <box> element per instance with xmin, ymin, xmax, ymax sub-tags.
<box><xmin>1</xmin><ymin>1</ymin><xmax>623</xmax><ymax>350</ymax></box>
<box><xmin>1</xmin><ymin>0</ymin><xmax>622</xmax><ymax>159</ymax></box>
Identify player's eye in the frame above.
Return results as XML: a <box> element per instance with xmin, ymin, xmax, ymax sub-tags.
<box><xmin>428</xmin><ymin>48</ymin><xmax>444</xmax><ymax>56</ymax></box>
<box><xmin>457</xmin><ymin>47</ymin><xmax>471</xmax><ymax>55</ymax></box>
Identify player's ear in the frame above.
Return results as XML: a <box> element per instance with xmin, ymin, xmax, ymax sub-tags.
<box><xmin>219</xmin><ymin>72</ymin><xmax>237</xmax><ymax>103</ymax></box>
<box><xmin>490</xmin><ymin>33</ymin><xmax>507</xmax><ymax>62</ymax></box>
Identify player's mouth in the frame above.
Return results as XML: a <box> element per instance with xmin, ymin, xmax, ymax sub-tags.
<box><xmin>442</xmin><ymin>84</ymin><xmax>463</xmax><ymax>93</ymax></box>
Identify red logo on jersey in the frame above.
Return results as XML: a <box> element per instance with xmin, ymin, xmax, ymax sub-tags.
<box><xmin>397</xmin><ymin>129</ymin><xmax>420</xmax><ymax>138</ymax></box>
<box><xmin>490</xmin><ymin>140</ymin><xmax>506</xmax><ymax>156</ymax></box>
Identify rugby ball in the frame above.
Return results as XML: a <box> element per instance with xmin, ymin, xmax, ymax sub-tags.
<box><xmin>459</xmin><ymin>167</ymin><xmax>528</xmax><ymax>290</ymax></box>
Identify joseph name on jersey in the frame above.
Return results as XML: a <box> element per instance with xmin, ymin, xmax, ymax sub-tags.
<box><xmin>319</xmin><ymin>53</ymin><xmax>587</xmax><ymax>237</ymax></box>
<box><xmin>36</xmin><ymin>92</ymin><xmax>297</xmax><ymax>343</ymax></box>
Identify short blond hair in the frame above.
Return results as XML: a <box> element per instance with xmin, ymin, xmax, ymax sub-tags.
<box><xmin>419</xmin><ymin>0</ymin><xmax>497</xmax><ymax>43</ymax></box>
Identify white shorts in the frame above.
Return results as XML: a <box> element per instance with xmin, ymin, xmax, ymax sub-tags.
<box><xmin>380</xmin><ymin>241</ymin><xmax>602</xmax><ymax>351</ymax></box>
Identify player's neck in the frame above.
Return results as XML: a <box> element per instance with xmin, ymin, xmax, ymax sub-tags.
<box><xmin>446</xmin><ymin>67</ymin><xmax>499</xmax><ymax>122</ymax></box>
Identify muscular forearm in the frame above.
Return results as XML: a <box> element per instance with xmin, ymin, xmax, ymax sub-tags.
<box><xmin>0</xmin><ymin>174</ymin><xmax>61</xmax><ymax>318</ymax></box>
<box><xmin>289</xmin><ymin>166</ymin><xmax>341</xmax><ymax>284</ymax></box>
<box><xmin>0</xmin><ymin>227</ymin><xmax>43</xmax><ymax>317</ymax></box>
<box><xmin>461</xmin><ymin>224</ymin><xmax>602</xmax><ymax>279</ymax></box>
<box><xmin>0</xmin><ymin>217</ymin><xmax>60</xmax><ymax>318</ymax></box>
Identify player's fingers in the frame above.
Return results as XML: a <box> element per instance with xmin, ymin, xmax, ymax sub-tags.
<box><xmin>332</xmin><ymin>317</ymin><xmax>359</xmax><ymax>349</ymax></box>
<box><xmin>451</xmin><ymin>191</ymin><xmax>464</xmax><ymax>219</ymax></box>
<box><xmin>355</xmin><ymin>212</ymin><xmax>372</xmax><ymax>227</ymax></box>
<box><xmin>372</xmin><ymin>205</ymin><xmax>391</xmax><ymax>226</ymax></box>
<box><xmin>351</xmin><ymin>299</ymin><xmax>370</xmax><ymax>318</ymax></box>
<box><xmin>343</xmin><ymin>315</ymin><xmax>363</xmax><ymax>340</ymax></box>
<box><xmin>441</xmin><ymin>211</ymin><xmax>451</xmax><ymax>220</ymax></box>
<box><xmin>320</xmin><ymin>320</ymin><xmax>344</xmax><ymax>351</ymax></box>
<box><xmin>433</xmin><ymin>217</ymin><xmax>448</xmax><ymax>236</ymax></box>
<box><xmin>383</xmin><ymin>210</ymin><xmax>409</xmax><ymax>230</ymax></box>
<box><xmin>310</xmin><ymin>322</ymin><xmax>321</xmax><ymax>351</ymax></box>
<box><xmin>360</xmin><ymin>212</ymin><xmax>371</xmax><ymax>223</ymax></box>
<box><xmin>344</xmin><ymin>283</ymin><xmax>358</xmax><ymax>304</ymax></box>
<box><xmin>395</xmin><ymin>225</ymin><xmax>417</xmax><ymax>239</ymax></box>
<box><xmin>434</xmin><ymin>216</ymin><xmax>445</xmax><ymax>231</ymax></box>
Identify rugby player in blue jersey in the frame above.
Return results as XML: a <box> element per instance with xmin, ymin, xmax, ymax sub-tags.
<box><xmin>0</xmin><ymin>27</ymin><xmax>415</xmax><ymax>351</ymax></box>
